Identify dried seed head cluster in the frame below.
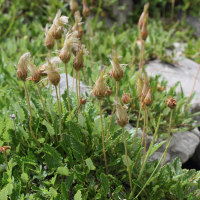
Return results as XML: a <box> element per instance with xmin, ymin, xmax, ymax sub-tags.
<box><xmin>91</xmin><ymin>70</ymin><xmax>109</xmax><ymax>99</ymax></box>
<box><xmin>50</xmin><ymin>10</ymin><xmax>69</xmax><ymax>39</ymax></box>
<box><xmin>108</xmin><ymin>50</ymin><xmax>124</xmax><ymax>81</ymax></box>
<box><xmin>121</xmin><ymin>93</ymin><xmax>130</xmax><ymax>104</ymax></box>
<box><xmin>166</xmin><ymin>97</ymin><xmax>177</xmax><ymax>109</ymax></box>
<box><xmin>73</xmin><ymin>44</ymin><xmax>88</xmax><ymax>71</ymax></box>
<box><xmin>114</xmin><ymin>99</ymin><xmax>129</xmax><ymax>127</ymax></box>
<box><xmin>17</xmin><ymin>52</ymin><xmax>31</xmax><ymax>81</ymax></box>
<box><xmin>69</xmin><ymin>0</ymin><xmax>79</xmax><ymax>14</ymax></box>
<box><xmin>28</xmin><ymin>60</ymin><xmax>41</xmax><ymax>83</ymax></box>
<box><xmin>59</xmin><ymin>31</ymin><xmax>80</xmax><ymax>63</ymax></box>
<box><xmin>0</xmin><ymin>146</ymin><xmax>11</xmax><ymax>153</ymax></box>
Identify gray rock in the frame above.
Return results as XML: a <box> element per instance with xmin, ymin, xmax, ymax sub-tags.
<box><xmin>186</xmin><ymin>15</ymin><xmax>200</xmax><ymax>36</ymax></box>
<box><xmin>125</xmin><ymin>124</ymin><xmax>199</xmax><ymax>165</ymax></box>
<box><xmin>52</xmin><ymin>73</ymin><xmax>89</xmax><ymax>99</ymax></box>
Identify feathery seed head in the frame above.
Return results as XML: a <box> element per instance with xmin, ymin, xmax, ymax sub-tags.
<box><xmin>69</xmin><ymin>0</ymin><xmax>79</xmax><ymax>14</ymax></box>
<box><xmin>82</xmin><ymin>0</ymin><xmax>90</xmax><ymax>17</ymax></box>
<box><xmin>141</xmin><ymin>73</ymin><xmax>150</xmax><ymax>101</ymax></box>
<box><xmin>143</xmin><ymin>87</ymin><xmax>153</xmax><ymax>109</ymax></box>
<box><xmin>73</xmin><ymin>45</ymin><xmax>88</xmax><ymax>71</ymax></box>
<box><xmin>46</xmin><ymin>69</ymin><xmax>60</xmax><ymax>86</ymax></box>
<box><xmin>28</xmin><ymin>60</ymin><xmax>41</xmax><ymax>83</ymax></box>
<box><xmin>114</xmin><ymin>99</ymin><xmax>129</xmax><ymax>127</ymax></box>
<box><xmin>17</xmin><ymin>52</ymin><xmax>31</xmax><ymax>81</ymax></box>
<box><xmin>73</xmin><ymin>10</ymin><xmax>83</xmax><ymax>38</ymax></box>
<box><xmin>138</xmin><ymin>2</ymin><xmax>149</xmax><ymax>30</ymax></box>
<box><xmin>91</xmin><ymin>70</ymin><xmax>109</xmax><ymax>99</ymax></box>
<box><xmin>43</xmin><ymin>24</ymin><xmax>55</xmax><ymax>49</ymax></box>
<box><xmin>108</xmin><ymin>50</ymin><xmax>124</xmax><ymax>81</ymax></box>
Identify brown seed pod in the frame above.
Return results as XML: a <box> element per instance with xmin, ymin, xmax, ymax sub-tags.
<box><xmin>140</xmin><ymin>14</ymin><xmax>148</xmax><ymax>41</ymax></box>
<box><xmin>59</xmin><ymin>48</ymin><xmax>71</xmax><ymax>64</ymax></box>
<box><xmin>143</xmin><ymin>87</ymin><xmax>153</xmax><ymax>108</ymax></box>
<box><xmin>28</xmin><ymin>61</ymin><xmax>41</xmax><ymax>83</ymax></box>
<box><xmin>166</xmin><ymin>97</ymin><xmax>177</xmax><ymax>109</ymax></box>
<box><xmin>121</xmin><ymin>93</ymin><xmax>130</xmax><ymax>104</ymax></box>
<box><xmin>47</xmin><ymin>69</ymin><xmax>60</xmax><ymax>86</ymax></box>
<box><xmin>138</xmin><ymin>2</ymin><xmax>149</xmax><ymax>30</ymax></box>
<box><xmin>82</xmin><ymin>3</ymin><xmax>90</xmax><ymax>17</ymax></box>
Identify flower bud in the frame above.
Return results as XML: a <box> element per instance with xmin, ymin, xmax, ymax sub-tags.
<box><xmin>73</xmin><ymin>45</ymin><xmax>88</xmax><ymax>71</ymax></box>
<box><xmin>166</xmin><ymin>97</ymin><xmax>177</xmax><ymax>109</ymax></box>
<box><xmin>82</xmin><ymin>3</ymin><xmax>90</xmax><ymax>17</ymax></box>
<box><xmin>17</xmin><ymin>52</ymin><xmax>31</xmax><ymax>81</ymax></box>
<box><xmin>106</xmin><ymin>87</ymin><xmax>112</xmax><ymax>96</ymax></box>
<box><xmin>79</xmin><ymin>97</ymin><xmax>87</xmax><ymax>105</ymax></box>
<box><xmin>121</xmin><ymin>93</ymin><xmax>130</xmax><ymax>104</ymax></box>
<box><xmin>138</xmin><ymin>2</ymin><xmax>149</xmax><ymax>30</ymax></box>
<box><xmin>70</xmin><ymin>0</ymin><xmax>79</xmax><ymax>15</ymax></box>
<box><xmin>141</xmin><ymin>76</ymin><xmax>150</xmax><ymax>101</ymax></box>
<box><xmin>91</xmin><ymin>70</ymin><xmax>108</xmax><ymax>99</ymax></box>
<box><xmin>108</xmin><ymin>50</ymin><xmax>124</xmax><ymax>81</ymax></box>
<box><xmin>140</xmin><ymin>14</ymin><xmax>148</xmax><ymax>41</ymax></box>
<box><xmin>136</xmin><ymin>75</ymin><xmax>144</xmax><ymax>97</ymax></box>
<box><xmin>143</xmin><ymin>87</ymin><xmax>153</xmax><ymax>107</ymax></box>
<box><xmin>9</xmin><ymin>114</ymin><xmax>16</xmax><ymax>119</ymax></box>
<box><xmin>114</xmin><ymin>99</ymin><xmax>129</xmax><ymax>127</ymax></box>
<box><xmin>28</xmin><ymin>60</ymin><xmax>41</xmax><ymax>83</ymax></box>
<box><xmin>0</xmin><ymin>146</ymin><xmax>11</xmax><ymax>153</ymax></box>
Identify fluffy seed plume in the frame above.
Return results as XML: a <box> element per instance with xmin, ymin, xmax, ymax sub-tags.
<box><xmin>59</xmin><ymin>31</ymin><xmax>80</xmax><ymax>63</ymax></box>
<box><xmin>73</xmin><ymin>10</ymin><xmax>83</xmax><ymax>39</ymax></box>
<box><xmin>114</xmin><ymin>99</ymin><xmax>129</xmax><ymax>127</ymax></box>
<box><xmin>50</xmin><ymin>9</ymin><xmax>69</xmax><ymax>39</ymax></box>
<box><xmin>73</xmin><ymin>44</ymin><xmax>89</xmax><ymax>71</ymax></box>
<box><xmin>28</xmin><ymin>60</ymin><xmax>41</xmax><ymax>83</ymax></box>
<box><xmin>17</xmin><ymin>52</ymin><xmax>31</xmax><ymax>81</ymax></box>
<box><xmin>43</xmin><ymin>24</ymin><xmax>55</xmax><ymax>50</ymax></box>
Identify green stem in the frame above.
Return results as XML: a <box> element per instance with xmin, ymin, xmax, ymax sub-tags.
<box><xmin>24</xmin><ymin>81</ymin><xmax>41</xmax><ymax>148</ymax></box>
<box><xmin>141</xmin><ymin>109</ymin><xmax>146</xmax><ymax>145</ymax></box>
<box><xmin>37</xmin><ymin>85</ymin><xmax>50</xmax><ymax>123</ymax></box>
<box><xmin>78</xmin><ymin>71</ymin><xmax>81</xmax><ymax>114</ymax></box>
<box><xmin>133</xmin><ymin>104</ymin><xmax>142</xmax><ymax>143</ymax></box>
<box><xmin>87</xmin><ymin>17</ymin><xmax>94</xmax><ymax>71</ymax></box>
<box><xmin>133</xmin><ymin>114</ymin><xmax>161</xmax><ymax>196</ymax></box>
<box><xmin>65</xmin><ymin>63</ymin><xmax>72</xmax><ymax>120</ymax></box>
<box><xmin>83</xmin><ymin>66</ymin><xmax>89</xmax><ymax>85</ymax></box>
<box><xmin>142</xmin><ymin>107</ymin><xmax>148</xmax><ymax>165</ymax></box>
<box><xmin>99</xmin><ymin>99</ymin><xmax>108</xmax><ymax>175</ymax></box>
<box><xmin>76</xmin><ymin>71</ymin><xmax>79</xmax><ymax>110</ymax></box>
<box><xmin>72</xmin><ymin>69</ymin><xmax>75</xmax><ymax>91</ymax></box>
<box><xmin>136</xmin><ymin>117</ymin><xmax>173</xmax><ymax>198</ymax></box>
<box><xmin>55</xmin><ymin>86</ymin><xmax>63</xmax><ymax>141</ymax></box>
<box><xmin>122</xmin><ymin>127</ymin><xmax>133</xmax><ymax>192</ymax></box>
<box><xmin>131</xmin><ymin>39</ymin><xmax>137</xmax><ymax>69</ymax></box>
<box><xmin>106</xmin><ymin>81</ymin><xmax>119</xmax><ymax>141</ymax></box>
<box><xmin>161</xmin><ymin>109</ymin><xmax>173</xmax><ymax>167</ymax></box>
<box><xmin>5</xmin><ymin>151</ymin><xmax>10</xmax><ymax>170</ymax></box>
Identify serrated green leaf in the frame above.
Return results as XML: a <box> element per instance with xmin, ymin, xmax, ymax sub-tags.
<box><xmin>15</xmin><ymin>102</ymin><xmax>25</xmax><ymax>122</ymax></box>
<box><xmin>57</xmin><ymin>167</ymin><xmax>70</xmax><ymax>176</ymax></box>
<box><xmin>21</xmin><ymin>172</ymin><xmax>29</xmax><ymax>183</ymax></box>
<box><xmin>149</xmin><ymin>141</ymin><xmax>166</xmax><ymax>156</ymax></box>
<box><xmin>70</xmin><ymin>136</ymin><xmax>85</xmax><ymax>155</ymax></box>
<box><xmin>100</xmin><ymin>173</ymin><xmax>110</xmax><ymax>194</ymax></box>
<box><xmin>43</xmin><ymin>120</ymin><xmax>55</xmax><ymax>136</ymax></box>
<box><xmin>85</xmin><ymin>158</ymin><xmax>96</xmax><ymax>170</ymax></box>
<box><xmin>61</xmin><ymin>182</ymin><xmax>68</xmax><ymax>200</ymax></box>
<box><xmin>122</xmin><ymin>155</ymin><xmax>133</xmax><ymax>167</ymax></box>
<box><xmin>74</xmin><ymin>190</ymin><xmax>82</xmax><ymax>200</ymax></box>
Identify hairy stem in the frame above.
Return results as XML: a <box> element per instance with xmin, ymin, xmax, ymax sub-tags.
<box><xmin>133</xmin><ymin>104</ymin><xmax>142</xmax><ymax>143</ymax></box>
<box><xmin>65</xmin><ymin>63</ymin><xmax>72</xmax><ymax>120</ymax></box>
<box><xmin>56</xmin><ymin>86</ymin><xmax>63</xmax><ymax>141</ymax></box>
<box><xmin>161</xmin><ymin>109</ymin><xmax>173</xmax><ymax>167</ymax></box>
<box><xmin>37</xmin><ymin>85</ymin><xmax>50</xmax><ymax>123</ymax></box>
<box><xmin>87</xmin><ymin>17</ymin><xmax>94</xmax><ymax>71</ymax></box>
<box><xmin>99</xmin><ymin>99</ymin><xmax>108</xmax><ymax>175</ymax></box>
<box><xmin>106</xmin><ymin>81</ymin><xmax>119</xmax><ymax>141</ymax></box>
<box><xmin>24</xmin><ymin>81</ymin><xmax>41</xmax><ymax>148</ymax></box>
<box><xmin>122</xmin><ymin>127</ymin><xmax>133</xmax><ymax>192</ymax></box>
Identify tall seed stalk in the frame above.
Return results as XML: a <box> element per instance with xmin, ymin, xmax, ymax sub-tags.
<box><xmin>37</xmin><ymin>85</ymin><xmax>50</xmax><ymax>123</ymax></box>
<box><xmin>122</xmin><ymin>127</ymin><xmax>133</xmax><ymax>192</ymax></box>
<box><xmin>65</xmin><ymin>63</ymin><xmax>72</xmax><ymax>120</ymax></box>
<box><xmin>142</xmin><ymin>107</ymin><xmax>148</xmax><ymax>165</ymax></box>
<box><xmin>23</xmin><ymin>81</ymin><xmax>41</xmax><ymax>148</ymax></box>
<box><xmin>55</xmin><ymin>86</ymin><xmax>63</xmax><ymax>141</ymax></box>
<box><xmin>99</xmin><ymin>99</ymin><xmax>108</xmax><ymax>175</ymax></box>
